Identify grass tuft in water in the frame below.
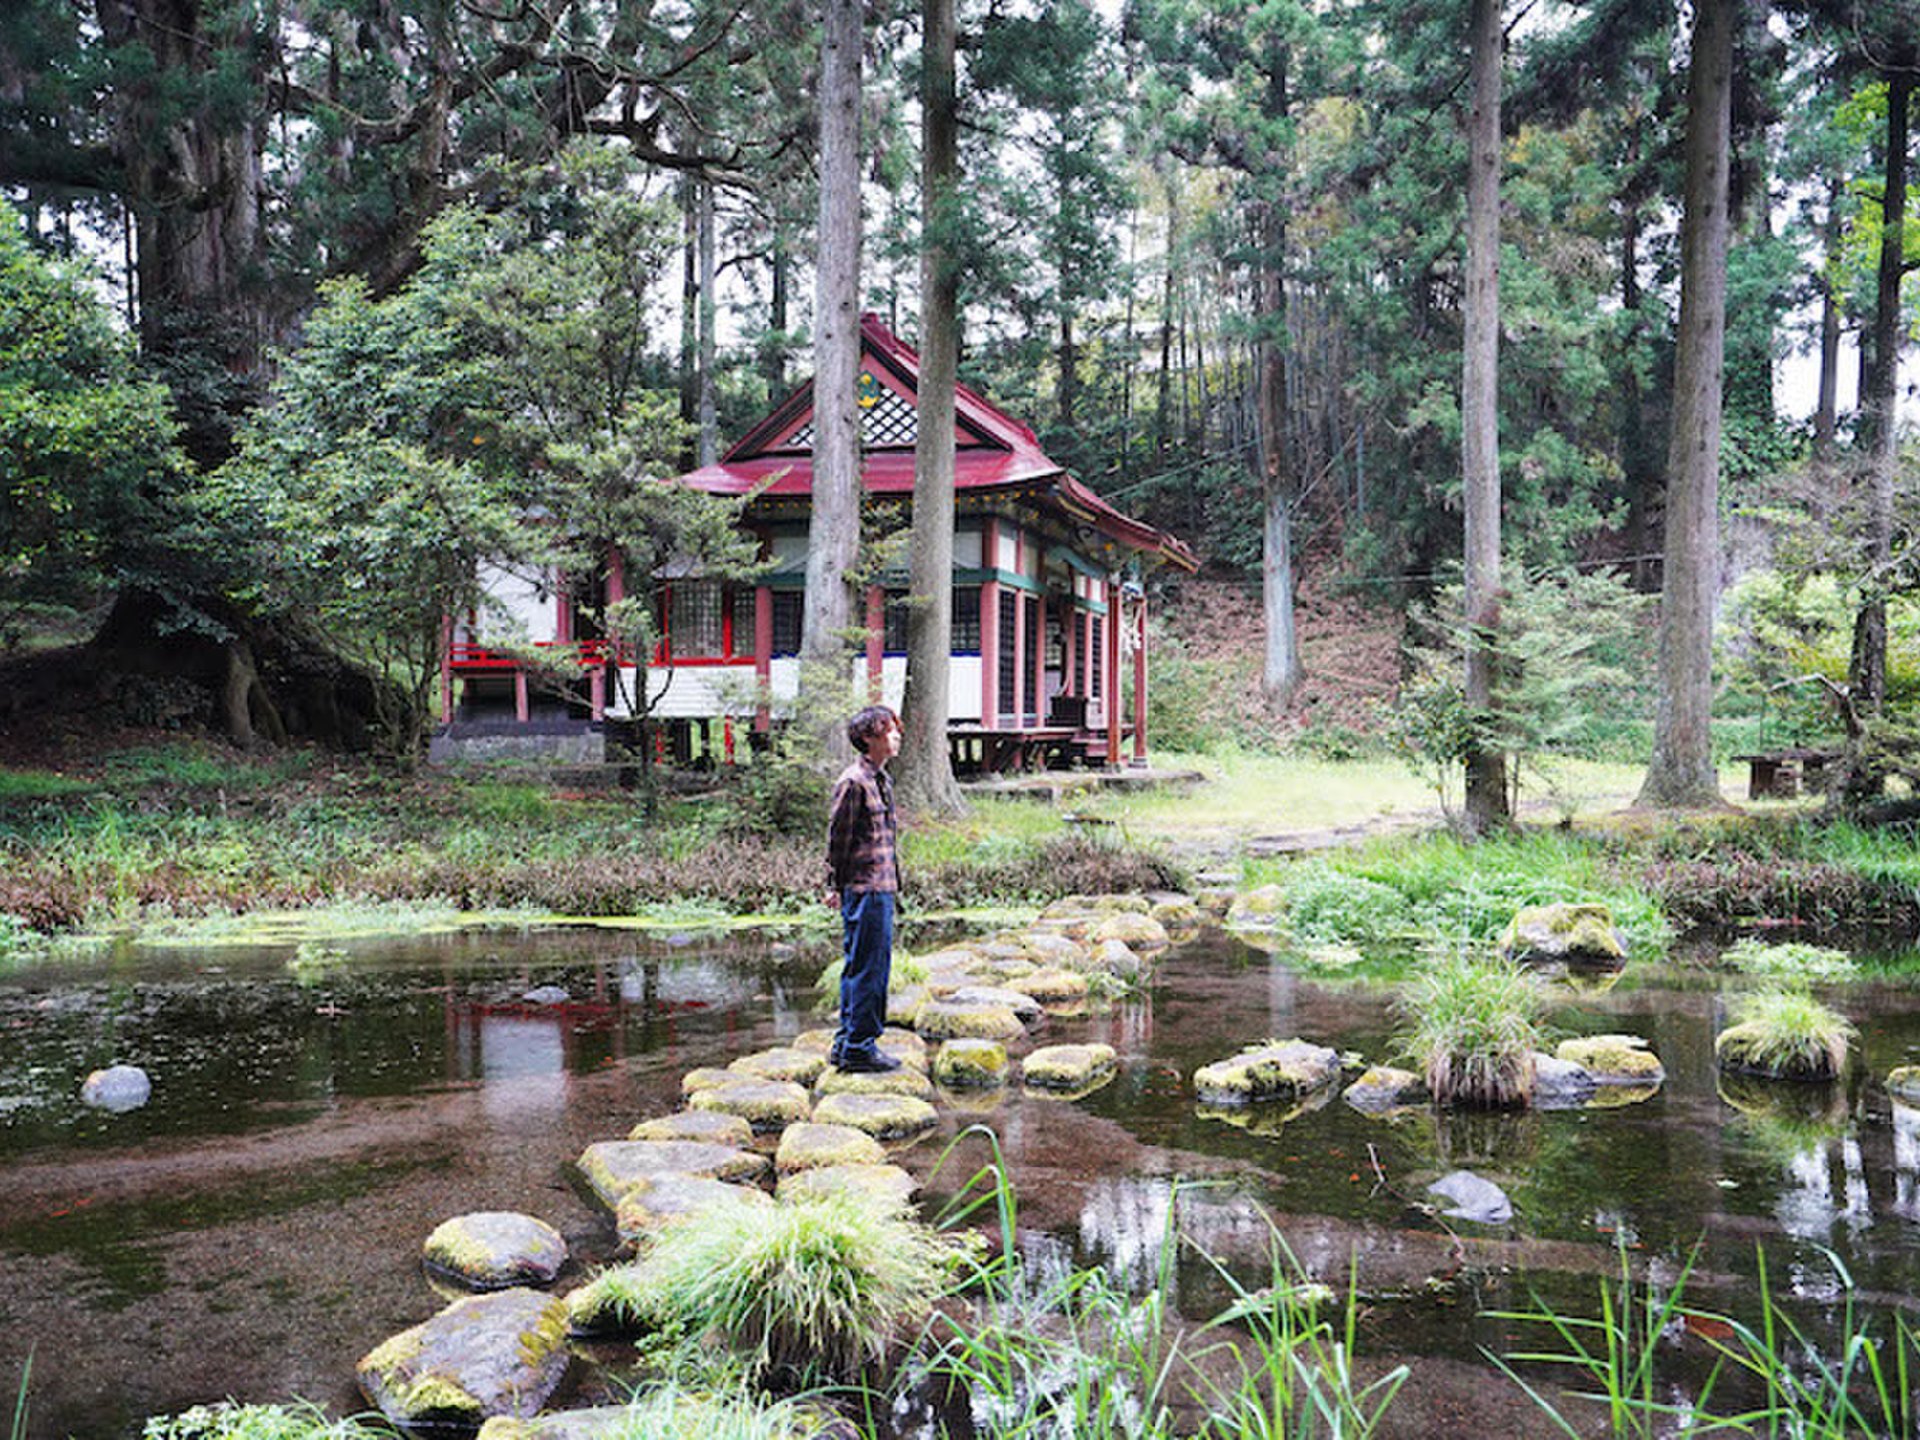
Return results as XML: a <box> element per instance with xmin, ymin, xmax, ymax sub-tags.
<box><xmin>1723</xmin><ymin>937</ymin><xmax>1860</xmax><ymax>984</ymax></box>
<box><xmin>10</xmin><ymin>1352</ymin><xmax>28</xmax><ymax>1440</ymax></box>
<box><xmin>1715</xmin><ymin>988</ymin><xmax>1855</xmax><ymax>1080</ymax></box>
<box><xmin>1397</xmin><ymin>953</ymin><xmax>1544</xmax><ymax>1107</ymax></box>
<box><xmin>597</xmin><ymin>1382</ymin><xmax>839</xmax><ymax>1439</ymax></box>
<box><xmin>139</xmin><ymin>1400</ymin><xmax>385</xmax><ymax>1439</ymax></box>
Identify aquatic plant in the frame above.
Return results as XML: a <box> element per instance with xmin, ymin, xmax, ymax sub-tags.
<box><xmin>1715</xmin><ymin>988</ymin><xmax>1855</xmax><ymax>1080</ymax></box>
<box><xmin>1397</xmin><ymin>954</ymin><xmax>1545</xmax><ymax>1108</ymax></box>
<box><xmin>1722</xmin><ymin>937</ymin><xmax>1860</xmax><ymax>985</ymax></box>
<box><xmin>596</xmin><ymin>1383</ymin><xmax>837</xmax><ymax>1440</ymax></box>
<box><xmin>139</xmin><ymin>1401</ymin><xmax>384</xmax><ymax>1440</ymax></box>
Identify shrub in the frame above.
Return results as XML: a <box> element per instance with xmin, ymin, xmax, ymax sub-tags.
<box><xmin>1281</xmin><ymin>864</ymin><xmax>1414</xmax><ymax>947</ymax></box>
<box><xmin>1398</xmin><ymin>956</ymin><xmax>1545</xmax><ymax>1108</ymax></box>
<box><xmin>1722</xmin><ymin>937</ymin><xmax>1860</xmax><ymax>985</ymax></box>
<box><xmin>1715</xmin><ymin>989</ymin><xmax>1855</xmax><ymax>1080</ymax></box>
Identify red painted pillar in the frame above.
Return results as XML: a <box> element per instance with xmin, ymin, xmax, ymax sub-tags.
<box><xmin>865</xmin><ymin>585</ymin><xmax>884</xmax><ymax>701</ymax></box>
<box><xmin>980</xmin><ymin>519</ymin><xmax>1000</xmax><ymax>729</ymax></box>
<box><xmin>514</xmin><ymin>669</ymin><xmax>530</xmax><ymax>723</ymax></box>
<box><xmin>1011</xmin><ymin>588</ymin><xmax>1026</xmax><ymax>725</ymax></box>
<box><xmin>1132</xmin><ymin>592</ymin><xmax>1148</xmax><ymax>766</ymax></box>
<box><xmin>754</xmin><ymin>584</ymin><xmax>773</xmax><ymax>735</ymax></box>
<box><xmin>1105</xmin><ymin>577</ymin><xmax>1122</xmax><ymax>769</ymax></box>
<box><xmin>1031</xmin><ymin>594</ymin><xmax>1045</xmax><ymax>727</ymax></box>
<box><xmin>1062</xmin><ymin>590</ymin><xmax>1078</xmax><ymax>697</ymax></box>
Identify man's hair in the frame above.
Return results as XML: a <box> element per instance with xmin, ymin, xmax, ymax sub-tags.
<box><xmin>846</xmin><ymin>704</ymin><xmax>900</xmax><ymax>750</ymax></box>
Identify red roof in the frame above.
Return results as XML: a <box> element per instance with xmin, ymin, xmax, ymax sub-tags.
<box><xmin>673</xmin><ymin>314</ymin><xmax>1197</xmax><ymax>571</ymax></box>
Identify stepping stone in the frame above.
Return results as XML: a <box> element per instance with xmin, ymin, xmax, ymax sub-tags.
<box><xmin>478</xmin><ymin>1409</ymin><xmax>633</xmax><ymax>1440</ymax></box>
<box><xmin>775</xmin><ymin>1121</ymin><xmax>888</xmax><ymax>1174</ymax></box>
<box><xmin>915</xmin><ymin>997</ymin><xmax>1024</xmax><ymax>1042</ymax></box>
<box><xmin>1022</xmin><ymin>1043</ymin><xmax>1117</xmax><ymax>1092</ymax></box>
<box><xmin>878</xmin><ymin>1027</ymin><xmax>931</xmax><ymax>1070</ymax></box>
<box><xmin>932</xmin><ymin>1039</ymin><xmax>1009</xmax><ymax>1089</ymax></box>
<box><xmin>886</xmin><ymin>984</ymin><xmax>930</xmax><ymax>1026</ymax></box>
<box><xmin>357</xmin><ymin>1288</ymin><xmax>569</xmax><ymax>1430</ymax></box>
<box><xmin>729</xmin><ymin>1046</ymin><xmax>828</xmax><ymax>1086</ymax></box>
<box><xmin>1043</xmin><ymin>893</ymin><xmax>1150</xmax><ymax>918</ymax></box>
<box><xmin>776</xmin><ymin>1162</ymin><xmax>918</xmax><ymax>1208</ymax></box>
<box><xmin>1193</xmin><ymin>1039</ymin><xmax>1340</xmax><ymax>1106</ymax></box>
<box><xmin>1555</xmin><ymin>1034</ymin><xmax>1665</xmax><ymax>1085</ymax></box>
<box><xmin>423</xmin><ymin>1212</ymin><xmax>567</xmax><ymax>1290</ymax></box>
<box><xmin>1015</xmin><ymin>932</ymin><xmax>1088</xmax><ymax>967</ymax></box>
<box><xmin>1531</xmin><ymin>1053</ymin><xmax>1599</xmax><ymax>1110</ymax></box>
<box><xmin>576</xmin><ymin>1140</ymin><xmax>769</xmax><ymax>1209</ymax></box>
<box><xmin>1007</xmin><ymin>968</ymin><xmax>1090</xmax><ymax>1004</ymax></box>
<box><xmin>948</xmin><ymin>985</ymin><xmax>1044</xmax><ymax>1023</ymax></box>
<box><xmin>1342</xmin><ymin>1066</ymin><xmax>1429</xmax><ymax>1114</ymax></box>
<box><xmin>814</xmin><ymin>1065</ymin><xmax>935</xmax><ymax>1101</ymax></box>
<box><xmin>1195</xmin><ymin>887</ymin><xmax>1236</xmax><ymax>917</ymax></box>
<box><xmin>686</xmin><ymin>1077</ymin><xmax>812</xmax><ymax>1132</ymax></box>
<box><xmin>1149</xmin><ymin>896</ymin><xmax>1203</xmax><ymax>931</ymax></box>
<box><xmin>614</xmin><ymin>1175</ymin><xmax>772</xmax><ymax>1246</ymax></box>
<box><xmin>811</xmin><ymin>1091</ymin><xmax>939</xmax><ymax>1141</ymax></box>
<box><xmin>680</xmin><ymin>1067</ymin><xmax>735</xmax><ymax>1096</ymax></box>
<box><xmin>1086</xmin><ymin>940</ymin><xmax>1144</xmax><ymax>980</ymax></box>
<box><xmin>627</xmin><ymin>1110</ymin><xmax>754</xmax><ymax>1146</ymax></box>
<box><xmin>1226</xmin><ymin>884</ymin><xmax>1286</xmax><ymax>929</ymax></box>
<box><xmin>1090</xmin><ymin>912</ymin><xmax>1171</xmax><ymax>952</ymax></box>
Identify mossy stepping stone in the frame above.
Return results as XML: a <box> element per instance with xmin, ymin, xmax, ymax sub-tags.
<box><xmin>814</xmin><ymin>1065</ymin><xmax>935</xmax><ymax>1101</ymax></box>
<box><xmin>1086</xmin><ymin>940</ymin><xmax>1144</xmax><ymax>980</ymax></box>
<box><xmin>879</xmin><ymin>1027</ymin><xmax>931</xmax><ymax>1070</ymax></box>
<box><xmin>680</xmin><ymin>1067</ymin><xmax>735</xmax><ymax>1096</ymax></box>
<box><xmin>811</xmin><ymin>1091</ymin><xmax>939</xmax><ymax>1141</ymax></box>
<box><xmin>1556</xmin><ymin>1034</ymin><xmax>1665</xmax><ymax>1085</ymax></box>
<box><xmin>776</xmin><ymin>1162</ymin><xmax>918</xmax><ymax>1209</ymax></box>
<box><xmin>577</xmin><ymin>1139</ymin><xmax>769</xmax><ymax>1209</ymax></box>
<box><xmin>775</xmin><ymin>1121</ymin><xmax>889</xmax><ymax>1174</ymax></box>
<box><xmin>1150</xmin><ymin>896</ymin><xmax>1203</xmax><ymax>931</ymax></box>
<box><xmin>886</xmin><ymin>984</ymin><xmax>930</xmax><ymax>1026</ymax></box>
<box><xmin>1889</xmin><ymin>1065</ymin><xmax>1920</xmax><ymax>1104</ymax></box>
<box><xmin>915</xmin><ymin>997</ymin><xmax>1024</xmax><ymax>1041</ymax></box>
<box><xmin>933</xmin><ymin>1039</ymin><xmax>1009</xmax><ymax>1089</ymax></box>
<box><xmin>1342</xmin><ymin>1066</ymin><xmax>1430</xmax><ymax>1114</ymax></box>
<box><xmin>1022</xmin><ymin>1043</ymin><xmax>1117</xmax><ymax>1092</ymax></box>
<box><xmin>1008</xmin><ymin>968</ymin><xmax>1090</xmax><ymax>1004</ymax></box>
<box><xmin>1092</xmin><ymin>911</ymin><xmax>1170</xmax><ymax>952</ymax></box>
<box><xmin>357</xmin><ymin>1287</ymin><xmax>569</xmax><ymax>1430</ymax></box>
<box><xmin>1016</xmin><ymin>931</ymin><xmax>1088</xmax><ymax>967</ymax></box>
<box><xmin>613</xmin><ymin>1175</ymin><xmax>772</xmax><ymax>1246</ymax></box>
<box><xmin>1226</xmin><ymin>884</ymin><xmax>1286</xmax><ymax>928</ymax></box>
<box><xmin>1045</xmin><ymin>893</ymin><xmax>1150</xmax><ymax>917</ymax></box>
<box><xmin>1194</xmin><ymin>1039</ymin><xmax>1341</xmax><ymax>1106</ymax></box>
<box><xmin>729</xmin><ymin>1046</ymin><xmax>828</xmax><ymax>1086</ymax></box>
<box><xmin>948</xmin><ymin>985</ymin><xmax>1044</xmax><ymax>1024</ymax></box>
<box><xmin>477</xmin><ymin>1408</ymin><xmax>634</xmax><ymax>1440</ymax></box>
<box><xmin>627</xmin><ymin>1110</ymin><xmax>755</xmax><ymax>1146</ymax></box>
<box><xmin>1195</xmin><ymin>886</ymin><xmax>1236</xmax><ymax>917</ymax></box>
<box><xmin>1501</xmin><ymin>903</ymin><xmax>1626</xmax><ymax>967</ymax></box>
<box><xmin>686</xmin><ymin>1077</ymin><xmax>812</xmax><ymax>1132</ymax></box>
<box><xmin>423</xmin><ymin>1212</ymin><xmax>567</xmax><ymax>1290</ymax></box>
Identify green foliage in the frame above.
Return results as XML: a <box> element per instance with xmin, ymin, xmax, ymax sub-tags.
<box><xmin>1715</xmin><ymin>988</ymin><xmax>1855</xmax><ymax>1080</ymax></box>
<box><xmin>1397</xmin><ymin>955</ymin><xmax>1545</xmax><ymax>1108</ymax></box>
<box><xmin>1722</xmin><ymin>937</ymin><xmax>1860</xmax><ymax>985</ymax></box>
<box><xmin>1278</xmin><ymin>865</ymin><xmax>1414</xmax><ymax>947</ymax></box>
<box><xmin>141</xmin><ymin>1401</ymin><xmax>384</xmax><ymax>1440</ymax></box>
<box><xmin>0</xmin><ymin>204</ymin><xmax>186</xmax><ymax>646</ymax></box>
<box><xmin>597</xmin><ymin>1385</ymin><xmax>836</xmax><ymax>1440</ymax></box>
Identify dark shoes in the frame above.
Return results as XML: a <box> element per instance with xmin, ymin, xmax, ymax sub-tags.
<box><xmin>836</xmin><ymin>1049</ymin><xmax>903</xmax><ymax>1074</ymax></box>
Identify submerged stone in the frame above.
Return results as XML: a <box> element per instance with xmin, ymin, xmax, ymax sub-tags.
<box><xmin>1022</xmin><ymin>1043</ymin><xmax>1117</xmax><ymax>1092</ymax></box>
<box><xmin>932</xmin><ymin>1039</ymin><xmax>1010</xmax><ymax>1089</ymax></box>
<box><xmin>728</xmin><ymin>1047</ymin><xmax>828</xmax><ymax>1087</ymax></box>
<box><xmin>423</xmin><ymin>1212</ymin><xmax>567</xmax><ymax>1290</ymax></box>
<box><xmin>776</xmin><ymin>1121</ymin><xmax>888</xmax><ymax>1174</ymax></box>
<box><xmin>79</xmin><ymin>1064</ymin><xmax>151</xmax><ymax>1114</ymax></box>
<box><xmin>576</xmin><ymin>1139</ymin><xmax>769</xmax><ymax>1209</ymax></box>
<box><xmin>1500</xmin><ymin>903</ymin><xmax>1626</xmax><ymax>967</ymax></box>
<box><xmin>811</xmin><ymin>1091</ymin><xmax>939</xmax><ymax>1141</ymax></box>
<box><xmin>1556</xmin><ymin>1034</ymin><xmax>1665</xmax><ymax>1085</ymax></box>
<box><xmin>915</xmin><ymin>997</ymin><xmax>1025</xmax><ymax>1041</ymax></box>
<box><xmin>627</xmin><ymin>1110</ymin><xmax>755</xmax><ymax>1147</ymax></box>
<box><xmin>614</xmin><ymin>1175</ymin><xmax>772</xmax><ymax>1246</ymax></box>
<box><xmin>1427</xmin><ymin>1170</ymin><xmax>1513</xmax><ymax>1225</ymax></box>
<box><xmin>776</xmin><ymin>1162</ymin><xmax>918</xmax><ymax>1209</ymax></box>
<box><xmin>686</xmin><ymin>1077</ymin><xmax>812</xmax><ymax>1132</ymax></box>
<box><xmin>357</xmin><ymin>1287</ymin><xmax>569</xmax><ymax>1430</ymax></box>
<box><xmin>1193</xmin><ymin>1039</ymin><xmax>1341</xmax><ymax>1106</ymax></box>
<box><xmin>1342</xmin><ymin>1066</ymin><xmax>1429</xmax><ymax>1114</ymax></box>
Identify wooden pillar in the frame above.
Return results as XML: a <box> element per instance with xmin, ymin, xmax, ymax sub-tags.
<box><xmin>753</xmin><ymin>583</ymin><xmax>773</xmax><ymax>735</ymax></box>
<box><xmin>1105</xmin><ymin>576</ymin><xmax>1122</xmax><ymax>769</ymax></box>
<box><xmin>514</xmin><ymin>669</ymin><xmax>530</xmax><ymax>723</ymax></box>
<box><xmin>1011</xmin><ymin>588</ymin><xmax>1026</xmax><ymax>725</ymax></box>
<box><xmin>1062</xmin><ymin>590</ymin><xmax>1078</xmax><ymax>697</ymax></box>
<box><xmin>589</xmin><ymin>664</ymin><xmax>606</xmax><ymax>722</ymax></box>
<box><xmin>865</xmin><ymin>585</ymin><xmax>884</xmax><ymax>701</ymax></box>
<box><xmin>1031</xmin><ymin>594</ymin><xmax>1045</xmax><ymax>727</ymax></box>
<box><xmin>1132</xmin><ymin>591</ymin><xmax>1148</xmax><ymax>766</ymax></box>
<box><xmin>980</xmin><ymin>519</ymin><xmax>1000</xmax><ymax>729</ymax></box>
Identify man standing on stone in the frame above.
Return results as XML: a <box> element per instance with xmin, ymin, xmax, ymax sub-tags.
<box><xmin>825</xmin><ymin>704</ymin><xmax>904</xmax><ymax>1073</ymax></box>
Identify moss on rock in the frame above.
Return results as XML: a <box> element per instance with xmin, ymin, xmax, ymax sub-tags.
<box><xmin>1500</xmin><ymin>903</ymin><xmax>1626</xmax><ymax>966</ymax></box>
<box><xmin>1341</xmin><ymin>1065</ymin><xmax>1429</xmax><ymax>1114</ymax></box>
<box><xmin>1091</xmin><ymin>912</ymin><xmax>1171</xmax><ymax>952</ymax></box>
<box><xmin>356</xmin><ymin>1288</ymin><xmax>569</xmax><ymax>1428</ymax></box>
<box><xmin>1193</xmin><ymin>1039</ymin><xmax>1341</xmax><ymax>1107</ymax></box>
<box><xmin>914</xmin><ymin>997</ymin><xmax>1025</xmax><ymax>1041</ymax></box>
<box><xmin>1007</xmin><ymin>968</ymin><xmax>1091</xmax><ymax>1004</ymax></box>
<box><xmin>776</xmin><ymin>1121</ymin><xmax>889</xmax><ymax>1174</ymax></box>
<box><xmin>1021</xmin><ymin>1043</ymin><xmax>1117</xmax><ymax>1092</ymax></box>
<box><xmin>1889</xmin><ymin>1065</ymin><xmax>1920</xmax><ymax>1105</ymax></box>
<box><xmin>813</xmin><ymin>1064</ymin><xmax>935</xmax><ymax>1101</ymax></box>
<box><xmin>932</xmin><ymin>1039</ymin><xmax>1009</xmax><ymax>1089</ymax></box>
<box><xmin>628</xmin><ymin>1110</ymin><xmax>756</xmax><ymax>1146</ymax></box>
<box><xmin>614</xmin><ymin>1175</ymin><xmax>773</xmax><ymax>1247</ymax></box>
<box><xmin>776</xmin><ymin>1162</ymin><xmax>918</xmax><ymax>1209</ymax></box>
<box><xmin>423</xmin><ymin>1212</ymin><xmax>567</xmax><ymax>1290</ymax></box>
<box><xmin>1556</xmin><ymin>1034</ymin><xmax>1665</xmax><ymax>1084</ymax></box>
<box><xmin>686</xmin><ymin>1077</ymin><xmax>813</xmax><ymax>1132</ymax></box>
<box><xmin>576</xmin><ymin>1139</ymin><xmax>769</xmax><ymax>1209</ymax></box>
<box><xmin>729</xmin><ymin>1046</ymin><xmax>828</xmax><ymax>1086</ymax></box>
<box><xmin>811</xmin><ymin>1091</ymin><xmax>939</xmax><ymax>1141</ymax></box>
<box><xmin>680</xmin><ymin>1067</ymin><xmax>735</xmax><ymax>1096</ymax></box>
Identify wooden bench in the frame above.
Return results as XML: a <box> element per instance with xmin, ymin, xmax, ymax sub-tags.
<box><xmin>1734</xmin><ymin>748</ymin><xmax>1840</xmax><ymax>799</ymax></box>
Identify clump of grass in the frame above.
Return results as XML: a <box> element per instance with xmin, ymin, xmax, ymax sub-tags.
<box><xmin>586</xmin><ymin>1191</ymin><xmax>972</xmax><ymax>1383</ymax></box>
<box><xmin>599</xmin><ymin>1384</ymin><xmax>836</xmax><ymax>1440</ymax></box>
<box><xmin>1715</xmin><ymin>989</ymin><xmax>1855</xmax><ymax>1080</ymax></box>
<box><xmin>1722</xmin><ymin>937</ymin><xmax>1860</xmax><ymax>984</ymax></box>
<box><xmin>1280</xmin><ymin>864</ymin><xmax>1414</xmax><ymax>947</ymax></box>
<box><xmin>1397</xmin><ymin>955</ymin><xmax>1546</xmax><ymax>1108</ymax></box>
<box><xmin>140</xmin><ymin>1401</ymin><xmax>384</xmax><ymax>1439</ymax></box>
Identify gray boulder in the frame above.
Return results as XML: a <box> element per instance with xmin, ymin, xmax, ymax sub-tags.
<box><xmin>1499</xmin><ymin>903</ymin><xmax>1626</xmax><ymax>967</ymax></box>
<box><xmin>423</xmin><ymin>1212</ymin><xmax>567</xmax><ymax>1290</ymax></box>
<box><xmin>79</xmin><ymin>1064</ymin><xmax>151</xmax><ymax>1113</ymax></box>
<box><xmin>1427</xmin><ymin>1171</ymin><xmax>1513</xmax><ymax>1225</ymax></box>
<box><xmin>1531</xmin><ymin>1053</ymin><xmax>1600</xmax><ymax>1111</ymax></box>
<box><xmin>357</xmin><ymin>1288</ymin><xmax>570</xmax><ymax>1430</ymax></box>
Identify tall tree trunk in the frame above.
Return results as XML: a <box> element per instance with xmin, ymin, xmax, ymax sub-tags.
<box><xmin>799</xmin><ymin>0</ymin><xmax>865</xmax><ymax>759</ymax></box>
<box><xmin>1462</xmin><ymin>0</ymin><xmax>1509</xmax><ymax>832</ymax></box>
<box><xmin>765</xmin><ymin>228</ymin><xmax>791</xmax><ymax>394</ymax></box>
<box><xmin>678</xmin><ymin>180</ymin><xmax>700</xmax><ymax>470</ymax></box>
<box><xmin>1058</xmin><ymin>311</ymin><xmax>1078</xmax><ymax>431</ymax></box>
<box><xmin>1637</xmin><ymin>0</ymin><xmax>1733</xmax><ymax>810</ymax></box>
<box><xmin>1845</xmin><ymin>65</ymin><xmax>1910</xmax><ymax>803</ymax></box>
<box><xmin>1813</xmin><ymin>178</ymin><xmax>1843</xmax><ymax>460</ymax></box>
<box><xmin>897</xmin><ymin>0</ymin><xmax>963</xmax><ymax>815</ymax></box>
<box><xmin>1256</xmin><ymin>46</ymin><xmax>1302</xmax><ymax>710</ymax></box>
<box><xmin>698</xmin><ymin>179</ymin><xmax>718</xmax><ymax>467</ymax></box>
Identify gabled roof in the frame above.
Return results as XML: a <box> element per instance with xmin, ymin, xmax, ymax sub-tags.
<box><xmin>673</xmin><ymin>314</ymin><xmax>1197</xmax><ymax>571</ymax></box>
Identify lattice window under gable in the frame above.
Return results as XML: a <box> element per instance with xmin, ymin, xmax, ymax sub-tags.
<box><xmin>782</xmin><ymin>378</ymin><xmax>919</xmax><ymax>451</ymax></box>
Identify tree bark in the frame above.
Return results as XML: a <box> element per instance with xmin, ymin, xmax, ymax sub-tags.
<box><xmin>896</xmin><ymin>0</ymin><xmax>964</xmax><ymax>816</ymax></box>
<box><xmin>698</xmin><ymin>178</ymin><xmax>718</xmax><ymax>467</ymax></box>
<box><xmin>1461</xmin><ymin>0</ymin><xmax>1510</xmax><ymax>834</ymax></box>
<box><xmin>1813</xmin><ymin>178</ymin><xmax>1843</xmax><ymax>460</ymax></box>
<box><xmin>1845</xmin><ymin>65</ymin><xmax>1910</xmax><ymax>803</ymax></box>
<box><xmin>1636</xmin><ymin>0</ymin><xmax>1732</xmax><ymax>811</ymax></box>
<box><xmin>799</xmin><ymin>0</ymin><xmax>865</xmax><ymax>760</ymax></box>
<box><xmin>1256</xmin><ymin>42</ymin><xmax>1302</xmax><ymax>711</ymax></box>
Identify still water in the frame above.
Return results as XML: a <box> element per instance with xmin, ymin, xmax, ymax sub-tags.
<box><xmin>5</xmin><ymin>924</ymin><xmax>1920</xmax><ymax>1437</ymax></box>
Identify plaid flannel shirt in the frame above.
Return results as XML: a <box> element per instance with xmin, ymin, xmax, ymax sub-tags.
<box><xmin>825</xmin><ymin>755</ymin><xmax>900</xmax><ymax>895</ymax></box>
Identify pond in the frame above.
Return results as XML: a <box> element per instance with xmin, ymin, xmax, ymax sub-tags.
<box><xmin>5</xmin><ymin>922</ymin><xmax>1920</xmax><ymax>1438</ymax></box>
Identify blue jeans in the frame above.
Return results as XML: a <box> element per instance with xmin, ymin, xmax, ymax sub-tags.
<box><xmin>835</xmin><ymin>890</ymin><xmax>894</xmax><ymax>1060</ymax></box>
